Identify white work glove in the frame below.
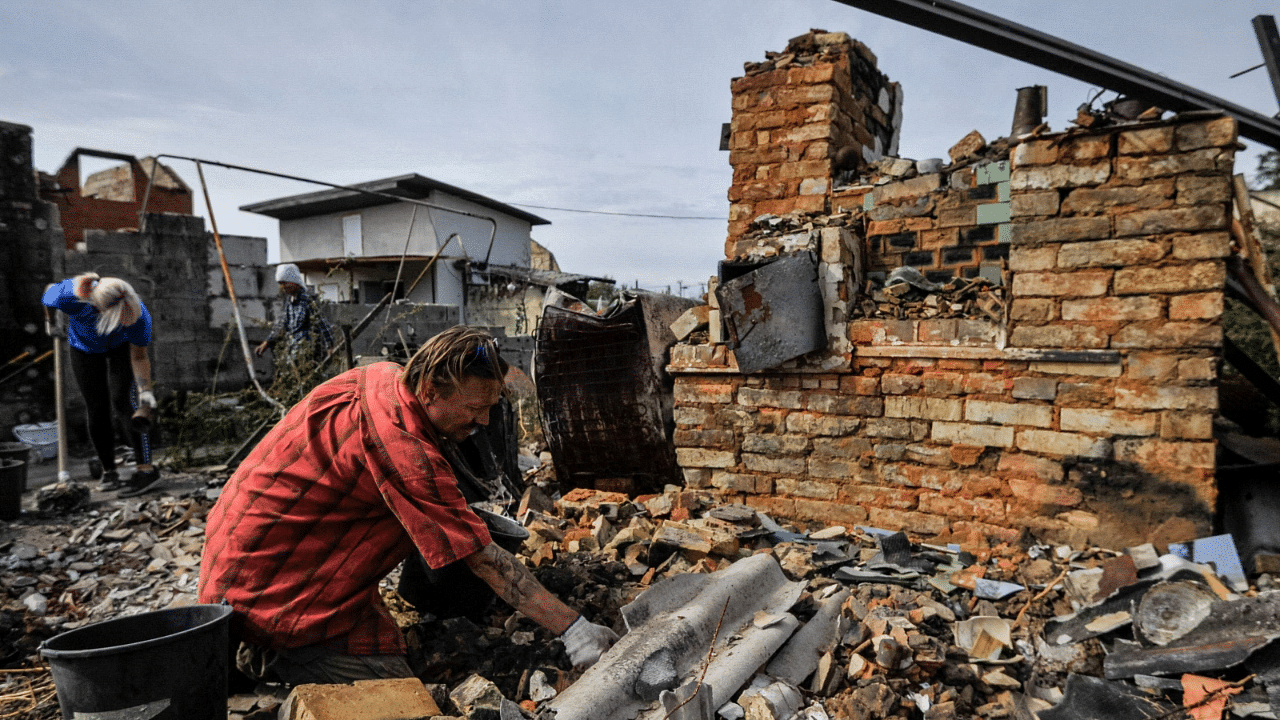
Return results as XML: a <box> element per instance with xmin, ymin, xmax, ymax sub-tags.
<box><xmin>137</xmin><ymin>390</ymin><xmax>156</xmax><ymax>409</ymax></box>
<box><xmin>560</xmin><ymin>615</ymin><xmax>618</xmax><ymax>669</ymax></box>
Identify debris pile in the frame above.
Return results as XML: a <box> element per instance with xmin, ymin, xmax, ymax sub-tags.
<box><xmin>5</xmin><ymin>473</ymin><xmax>1280</xmax><ymax>720</ymax></box>
<box><xmin>0</xmin><ymin>473</ymin><xmax>218</xmax><ymax>719</ymax></box>
<box><xmin>852</xmin><ymin>267</ymin><xmax>1005</xmax><ymax>323</ymax></box>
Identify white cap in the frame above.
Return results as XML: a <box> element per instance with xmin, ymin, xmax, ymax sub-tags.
<box><xmin>275</xmin><ymin>263</ymin><xmax>305</xmax><ymax>286</ymax></box>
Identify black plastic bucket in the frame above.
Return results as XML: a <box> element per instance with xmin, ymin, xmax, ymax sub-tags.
<box><xmin>0</xmin><ymin>458</ymin><xmax>23</xmax><ymax>521</ymax></box>
<box><xmin>398</xmin><ymin>508</ymin><xmax>531</xmax><ymax>622</ymax></box>
<box><xmin>0</xmin><ymin>442</ymin><xmax>29</xmax><ymax>495</ymax></box>
<box><xmin>40</xmin><ymin>604</ymin><xmax>233</xmax><ymax>720</ymax></box>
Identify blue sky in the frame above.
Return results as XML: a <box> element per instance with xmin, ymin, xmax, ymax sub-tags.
<box><xmin>3</xmin><ymin>1</ymin><xmax>1278</xmax><ymax>296</ymax></box>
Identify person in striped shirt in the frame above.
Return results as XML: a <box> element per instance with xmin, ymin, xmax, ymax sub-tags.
<box><xmin>199</xmin><ymin>326</ymin><xmax>616</xmax><ymax>685</ymax></box>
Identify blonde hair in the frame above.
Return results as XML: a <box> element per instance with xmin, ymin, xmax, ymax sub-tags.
<box><xmin>73</xmin><ymin>273</ymin><xmax>142</xmax><ymax>336</ymax></box>
<box><xmin>403</xmin><ymin>325</ymin><xmax>507</xmax><ymax>399</ymax></box>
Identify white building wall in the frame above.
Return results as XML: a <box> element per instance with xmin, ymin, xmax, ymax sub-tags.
<box><xmin>276</xmin><ymin>190</ymin><xmax>535</xmax><ymax>314</ymax></box>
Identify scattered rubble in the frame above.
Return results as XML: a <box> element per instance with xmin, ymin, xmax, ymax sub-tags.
<box><xmin>4</xmin><ymin>466</ymin><xmax>1280</xmax><ymax>720</ymax></box>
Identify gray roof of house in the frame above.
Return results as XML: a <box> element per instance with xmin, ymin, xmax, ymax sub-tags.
<box><xmin>240</xmin><ymin>173</ymin><xmax>550</xmax><ymax>226</ymax></box>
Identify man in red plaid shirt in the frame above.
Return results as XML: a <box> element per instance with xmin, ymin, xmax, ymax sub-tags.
<box><xmin>199</xmin><ymin>326</ymin><xmax>616</xmax><ymax>685</ymax></box>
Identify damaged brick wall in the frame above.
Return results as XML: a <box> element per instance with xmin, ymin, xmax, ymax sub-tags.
<box><xmin>671</xmin><ymin>31</ymin><xmax>1235</xmax><ymax>550</ymax></box>
<box><xmin>45</xmin><ymin>151</ymin><xmax>192</xmax><ymax>251</ymax></box>
<box><xmin>726</xmin><ymin>31</ymin><xmax>900</xmax><ymax>256</ymax></box>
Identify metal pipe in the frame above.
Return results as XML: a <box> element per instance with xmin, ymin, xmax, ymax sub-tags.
<box><xmin>195</xmin><ymin>161</ymin><xmax>285</xmax><ymax>414</ymax></box>
<box><xmin>833</xmin><ymin>0</ymin><xmax>1280</xmax><ymax>149</ymax></box>
<box><xmin>137</xmin><ymin>157</ymin><xmax>158</xmax><ymax>233</ymax></box>
<box><xmin>1253</xmin><ymin>15</ymin><xmax>1280</xmax><ymax>111</ymax></box>
<box><xmin>0</xmin><ymin>350</ymin><xmax>52</xmax><ymax>387</ymax></box>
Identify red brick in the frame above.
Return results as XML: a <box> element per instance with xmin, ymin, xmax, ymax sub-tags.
<box><xmin>673</xmin><ymin>428</ymin><xmax>737</xmax><ymax>449</ymax></box>
<box><xmin>675</xmin><ymin>380</ymin><xmax>736</xmax><ymax>404</ymax></box>
<box><xmin>1061</xmin><ymin>296</ymin><xmax>1162</xmax><ymax>322</ymax></box>
<box><xmin>1013</xmin><ymin>476</ymin><xmax>1085</xmax><ymax>504</ymax></box>
<box><xmin>1008</xmin><ymin>324</ymin><xmax>1109</xmax><ymax>349</ymax></box>
<box><xmin>1013</xmin><ymin>270</ymin><xmax>1111</xmax><ymax>297</ymax></box>
<box><xmin>931</xmin><ymin>422</ymin><xmax>1015</xmax><ymax>447</ymax></box>
<box><xmin>1169</xmin><ymin>292</ymin><xmax>1223</xmax><ymax>320</ymax></box>
<box><xmin>1113</xmin><ymin>150</ymin><xmax>1220</xmax><ymax>181</ymax></box>
<box><xmin>1117</xmin><ymin>126</ymin><xmax>1174</xmax><ymax>155</ymax></box>
<box><xmin>1174</xmin><ymin>116</ymin><xmax>1236</xmax><ymax>151</ymax></box>
<box><xmin>1114</xmin><ymin>439</ymin><xmax>1214</xmax><ymax>470</ymax></box>
<box><xmin>1115</xmin><ymin>205</ymin><xmax>1227</xmax><ymax>236</ymax></box>
<box><xmin>1011</xmin><ymin>139</ymin><xmax>1059</xmax><ymax>166</ymax></box>
<box><xmin>997</xmin><ymin>452</ymin><xmax>1064</xmax><ymax>481</ymax></box>
<box><xmin>869</xmin><ymin>507</ymin><xmax>949</xmax><ymax>535</ymax></box>
<box><xmin>1057</xmin><ymin>238</ymin><xmax>1165</xmax><ymax>268</ymax></box>
<box><xmin>918</xmin><ymin>493</ymin><xmax>1005</xmax><ymax>520</ymax></box>
<box><xmin>790</xmin><ymin>499</ymin><xmax>870</xmax><ymax>527</ymax></box>
<box><xmin>950</xmin><ymin>445</ymin><xmax>985</xmax><ymax>466</ymax></box>
<box><xmin>731</xmin><ymin>68</ymin><xmax>790</xmax><ymax>93</ymax></box>
<box><xmin>1113</xmin><ymin>261</ymin><xmax>1225</xmax><ymax>294</ymax></box>
<box><xmin>840</xmin><ymin>375</ymin><xmax>880</xmax><ymax>394</ymax></box>
<box><xmin>1111</xmin><ymin>322</ymin><xmax>1221</xmax><ymax>349</ymax></box>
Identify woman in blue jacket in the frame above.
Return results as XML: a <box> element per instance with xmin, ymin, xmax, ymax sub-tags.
<box><xmin>42</xmin><ymin>273</ymin><xmax>161</xmax><ymax>497</ymax></box>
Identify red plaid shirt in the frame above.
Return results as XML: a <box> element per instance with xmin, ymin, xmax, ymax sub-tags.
<box><xmin>198</xmin><ymin>362</ymin><xmax>492</xmax><ymax>655</ymax></box>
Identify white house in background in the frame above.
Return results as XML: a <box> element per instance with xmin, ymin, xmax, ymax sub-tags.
<box><xmin>241</xmin><ymin>174</ymin><xmax>551</xmax><ymax>311</ymax></box>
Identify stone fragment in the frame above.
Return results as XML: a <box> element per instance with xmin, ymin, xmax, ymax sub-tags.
<box><xmin>449</xmin><ymin>674</ymin><xmax>513</xmax><ymax>720</ymax></box>
<box><xmin>281</xmin><ymin>678</ymin><xmax>442</xmax><ymax>720</ymax></box>
<box><xmin>949</xmin><ymin>130</ymin><xmax>986</xmax><ymax>163</ymax></box>
<box><xmin>670</xmin><ymin>305</ymin><xmax>711</xmax><ymax>341</ymax></box>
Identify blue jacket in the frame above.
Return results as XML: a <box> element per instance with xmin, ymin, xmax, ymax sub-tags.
<box><xmin>42</xmin><ymin>279</ymin><xmax>152</xmax><ymax>354</ymax></box>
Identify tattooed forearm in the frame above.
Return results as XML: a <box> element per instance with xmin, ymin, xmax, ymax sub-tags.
<box><xmin>465</xmin><ymin>542</ymin><xmax>579</xmax><ymax>635</ymax></box>
<box><xmin>476</xmin><ymin>544</ymin><xmax>540</xmax><ymax>608</ymax></box>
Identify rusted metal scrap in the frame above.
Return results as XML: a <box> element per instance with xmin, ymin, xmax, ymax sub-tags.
<box><xmin>535</xmin><ymin>295</ymin><xmax>686</xmax><ymax>495</ymax></box>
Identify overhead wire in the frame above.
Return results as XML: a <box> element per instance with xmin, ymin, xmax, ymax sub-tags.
<box><xmin>509</xmin><ymin>203</ymin><xmax>722</xmax><ymax>220</ymax></box>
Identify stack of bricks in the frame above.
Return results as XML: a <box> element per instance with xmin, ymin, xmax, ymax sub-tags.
<box><xmin>673</xmin><ymin>33</ymin><xmax>1238</xmax><ymax>550</ymax></box>
<box><xmin>726</xmin><ymin>30</ymin><xmax>900</xmax><ymax>258</ymax></box>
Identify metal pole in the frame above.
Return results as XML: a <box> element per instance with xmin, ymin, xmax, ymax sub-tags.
<box><xmin>1253</xmin><ymin>15</ymin><xmax>1280</xmax><ymax>112</ymax></box>
<box><xmin>195</xmin><ymin>162</ymin><xmax>285</xmax><ymax>414</ymax></box>
<box><xmin>833</xmin><ymin>0</ymin><xmax>1280</xmax><ymax>149</ymax></box>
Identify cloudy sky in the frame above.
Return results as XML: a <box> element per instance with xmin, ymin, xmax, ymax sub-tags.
<box><xmin>4</xmin><ymin>1</ymin><xmax>1279</xmax><ymax>296</ymax></box>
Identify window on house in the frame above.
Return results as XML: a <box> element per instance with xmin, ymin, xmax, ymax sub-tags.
<box><xmin>343</xmin><ymin>214</ymin><xmax>362</xmax><ymax>256</ymax></box>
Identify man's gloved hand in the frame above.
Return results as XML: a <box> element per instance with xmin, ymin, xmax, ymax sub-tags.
<box><xmin>138</xmin><ymin>390</ymin><xmax>157</xmax><ymax>409</ymax></box>
<box><xmin>560</xmin><ymin>615</ymin><xmax>619</xmax><ymax>669</ymax></box>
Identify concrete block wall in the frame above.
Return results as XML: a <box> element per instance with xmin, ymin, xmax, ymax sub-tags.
<box><xmin>61</xmin><ymin>213</ymin><xmax>275</xmax><ymax>401</ymax></box>
<box><xmin>673</xmin><ymin>33</ymin><xmax>1238</xmax><ymax>549</ymax></box>
<box><xmin>0</xmin><ymin>121</ymin><xmax>59</xmax><ymax>429</ymax></box>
